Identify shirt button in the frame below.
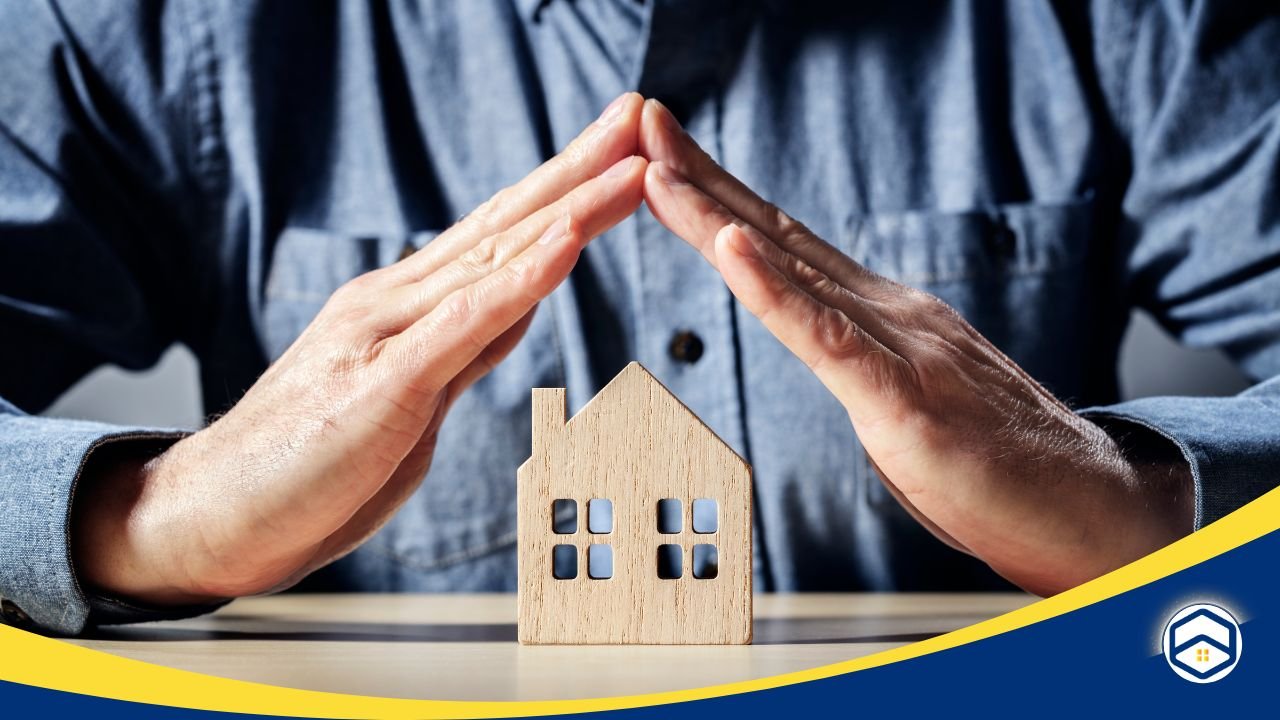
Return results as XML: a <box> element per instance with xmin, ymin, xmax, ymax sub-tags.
<box><xmin>986</xmin><ymin>218</ymin><xmax>1017</xmax><ymax>259</ymax></box>
<box><xmin>0</xmin><ymin>599</ymin><xmax>31</xmax><ymax>627</ymax></box>
<box><xmin>668</xmin><ymin>330</ymin><xmax>704</xmax><ymax>364</ymax></box>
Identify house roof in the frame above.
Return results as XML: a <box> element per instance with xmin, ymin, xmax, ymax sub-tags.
<box><xmin>562</xmin><ymin>362</ymin><xmax>747</xmax><ymax>466</ymax></box>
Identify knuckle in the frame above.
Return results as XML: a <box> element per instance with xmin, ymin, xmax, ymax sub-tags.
<box><xmin>325</xmin><ymin>277</ymin><xmax>367</xmax><ymax>310</ymax></box>
<box><xmin>459</xmin><ymin>236</ymin><xmax>503</xmax><ymax>275</ymax></box>
<box><xmin>908</xmin><ymin>342</ymin><xmax>964</xmax><ymax>394</ymax></box>
<box><xmin>914</xmin><ymin>290</ymin><xmax>955</xmax><ymax>319</ymax></box>
<box><xmin>562</xmin><ymin>140</ymin><xmax>593</xmax><ymax>171</ymax></box>
<box><xmin>562</xmin><ymin>183</ymin><xmax>606</xmax><ymax>220</ymax></box>
<box><xmin>504</xmin><ymin>255</ymin><xmax>539</xmax><ymax>290</ymax></box>
<box><xmin>435</xmin><ymin>288</ymin><xmax>479</xmax><ymax>336</ymax></box>
<box><xmin>471</xmin><ymin>187</ymin><xmax>510</xmax><ymax>227</ymax></box>
<box><xmin>321</xmin><ymin>339</ymin><xmax>374</xmax><ymax>377</ymax></box>
<box><xmin>338</xmin><ymin>273</ymin><xmax>372</xmax><ymax>296</ymax></box>
<box><xmin>888</xmin><ymin>288</ymin><xmax>946</xmax><ymax>327</ymax></box>
<box><xmin>503</xmin><ymin>255</ymin><xmax>550</xmax><ymax>308</ymax></box>
<box><xmin>768</xmin><ymin>202</ymin><xmax>808</xmax><ymax>243</ymax></box>
<box><xmin>786</xmin><ymin>254</ymin><xmax>825</xmax><ymax>288</ymax></box>
<box><xmin>816</xmin><ymin>310</ymin><xmax>864</xmax><ymax>362</ymax></box>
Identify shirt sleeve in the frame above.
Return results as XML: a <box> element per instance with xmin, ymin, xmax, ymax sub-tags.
<box><xmin>1082</xmin><ymin>1</ymin><xmax>1280</xmax><ymax>528</ymax></box>
<box><xmin>0</xmin><ymin>1</ymin><xmax>224</xmax><ymax>634</ymax></box>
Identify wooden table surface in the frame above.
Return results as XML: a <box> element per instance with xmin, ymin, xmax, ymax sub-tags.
<box><xmin>68</xmin><ymin>593</ymin><xmax>1032</xmax><ymax>701</ymax></box>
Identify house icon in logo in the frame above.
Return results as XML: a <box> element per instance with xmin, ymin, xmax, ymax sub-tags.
<box><xmin>1162</xmin><ymin>604</ymin><xmax>1242</xmax><ymax>683</ymax></box>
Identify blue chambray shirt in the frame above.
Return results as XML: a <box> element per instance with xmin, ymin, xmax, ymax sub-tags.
<box><xmin>2</xmin><ymin>1</ymin><xmax>1279</xmax><ymax>635</ymax></box>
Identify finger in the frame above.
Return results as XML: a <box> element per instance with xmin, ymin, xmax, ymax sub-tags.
<box><xmin>645</xmin><ymin>161</ymin><xmax>908</xmax><ymax>349</ymax></box>
<box><xmin>642</xmin><ymin>160</ymin><xmax>737</xmax><ymax>267</ymax></box>
<box><xmin>379</xmin><ymin>155</ymin><xmax>646</xmax><ymax>330</ymax></box>
<box><xmin>640</xmin><ymin>99</ymin><xmax>889</xmax><ymax>298</ymax></box>
<box><xmin>452</xmin><ymin>306</ymin><xmax>537</xmax><ymax>392</ymax></box>
<box><xmin>714</xmin><ymin>223</ymin><xmax>909</xmax><ymax>415</ymax></box>
<box><xmin>387</xmin><ymin>209</ymin><xmax>590</xmax><ymax>391</ymax></box>
<box><xmin>386</xmin><ymin>92</ymin><xmax>645</xmax><ymax>284</ymax></box>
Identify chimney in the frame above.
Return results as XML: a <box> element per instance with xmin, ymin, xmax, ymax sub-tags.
<box><xmin>531</xmin><ymin>388</ymin><xmax>566</xmax><ymax>451</ymax></box>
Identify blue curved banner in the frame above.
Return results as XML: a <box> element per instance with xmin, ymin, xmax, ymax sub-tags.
<box><xmin>3</xmin><ymin>526</ymin><xmax>1274</xmax><ymax>718</ymax></box>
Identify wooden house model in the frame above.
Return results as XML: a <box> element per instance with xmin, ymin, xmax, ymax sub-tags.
<box><xmin>517</xmin><ymin>362</ymin><xmax>752</xmax><ymax>644</ymax></box>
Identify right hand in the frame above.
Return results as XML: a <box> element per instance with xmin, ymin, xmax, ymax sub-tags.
<box><xmin>72</xmin><ymin>93</ymin><xmax>648</xmax><ymax>605</ymax></box>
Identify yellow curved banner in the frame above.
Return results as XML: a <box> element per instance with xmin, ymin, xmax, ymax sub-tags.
<box><xmin>2</xmin><ymin>485</ymin><xmax>1277</xmax><ymax>718</ymax></box>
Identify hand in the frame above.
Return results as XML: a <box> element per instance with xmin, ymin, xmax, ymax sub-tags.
<box><xmin>638</xmin><ymin>99</ymin><xmax>1193</xmax><ymax>595</ymax></box>
<box><xmin>72</xmin><ymin>94</ymin><xmax>649</xmax><ymax>605</ymax></box>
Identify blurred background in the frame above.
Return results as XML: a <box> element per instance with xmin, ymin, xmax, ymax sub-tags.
<box><xmin>43</xmin><ymin>309</ymin><xmax>1251</xmax><ymax>429</ymax></box>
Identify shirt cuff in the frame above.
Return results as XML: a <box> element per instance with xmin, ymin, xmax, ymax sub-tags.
<box><xmin>0</xmin><ymin>401</ymin><xmax>198</xmax><ymax>635</ymax></box>
<box><xmin>1080</xmin><ymin>378</ymin><xmax>1280</xmax><ymax>530</ymax></box>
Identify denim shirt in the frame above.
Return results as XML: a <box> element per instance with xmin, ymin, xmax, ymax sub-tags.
<box><xmin>2</xmin><ymin>1</ymin><xmax>1279</xmax><ymax>635</ymax></box>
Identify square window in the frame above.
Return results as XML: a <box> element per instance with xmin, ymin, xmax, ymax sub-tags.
<box><xmin>588</xmin><ymin>544</ymin><xmax>613</xmax><ymax>579</ymax></box>
<box><xmin>588</xmin><ymin>498</ymin><xmax>613</xmax><ymax>534</ymax></box>
<box><xmin>657</xmin><ymin>544</ymin><xmax>683</xmax><ymax>579</ymax></box>
<box><xmin>552</xmin><ymin>499</ymin><xmax>577</xmax><ymax>534</ymax></box>
<box><xmin>693</xmin><ymin>544</ymin><xmax>718</xmax><ymax>579</ymax></box>
<box><xmin>692</xmin><ymin>498</ymin><xmax>718</xmax><ymax>533</ymax></box>
<box><xmin>657</xmin><ymin>498</ymin><xmax>682</xmax><ymax>534</ymax></box>
<box><xmin>552</xmin><ymin>544</ymin><xmax>577</xmax><ymax>579</ymax></box>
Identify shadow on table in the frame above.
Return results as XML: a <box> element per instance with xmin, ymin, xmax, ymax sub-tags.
<box><xmin>84</xmin><ymin>620</ymin><xmax>519</xmax><ymax>643</ymax></box>
<box><xmin>83</xmin><ymin>615</ymin><xmax>976</xmax><ymax>645</ymax></box>
<box><xmin>751</xmin><ymin>617</ymin><xmax>947</xmax><ymax>645</ymax></box>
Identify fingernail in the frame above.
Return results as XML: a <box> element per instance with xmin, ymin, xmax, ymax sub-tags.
<box><xmin>720</xmin><ymin>224</ymin><xmax>752</xmax><ymax>255</ymax></box>
<box><xmin>602</xmin><ymin>156</ymin><xmax>634</xmax><ymax>179</ymax></box>
<box><xmin>651</xmin><ymin>99</ymin><xmax>681</xmax><ymax>132</ymax></box>
<box><xmin>655</xmin><ymin>161</ymin><xmax>688</xmax><ymax>185</ymax></box>
<box><xmin>597</xmin><ymin>94</ymin><xmax>628</xmax><ymax>126</ymax></box>
<box><xmin>538</xmin><ymin>216</ymin><xmax>571</xmax><ymax>245</ymax></box>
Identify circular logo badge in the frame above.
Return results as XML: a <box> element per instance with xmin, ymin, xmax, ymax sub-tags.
<box><xmin>1162</xmin><ymin>603</ymin><xmax>1242</xmax><ymax>683</ymax></box>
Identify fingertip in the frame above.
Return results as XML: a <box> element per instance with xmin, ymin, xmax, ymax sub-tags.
<box><xmin>646</xmin><ymin>98</ymin><xmax>680</xmax><ymax>132</ymax></box>
<box><xmin>639</xmin><ymin>99</ymin><xmax>679</xmax><ymax>161</ymax></box>
<box><xmin>619</xmin><ymin>155</ymin><xmax>649</xmax><ymax>209</ymax></box>
<box><xmin>590</xmin><ymin>94</ymin><xmax>643</xmax><ymax>162</ymax></box>
<box><xmin>610</xmin><ymin>153</ymin><xmax>647</xmax><ymax>188</ymax></box>
<box><xmin>642</xmin><ymin>160</ymin><xmax>669</xmax><ymax>195</ymax></box>
<box><xmin>600</xmin><ymin>154</ymin><xmax>639</xmax><ymax>179</ymax></box>
<box><xmin>643</xmin><ymin>159</ymin><xmax>665</xmax><ymax>186</ymax></box>
<box><xmin>598</xmin><ymin>91</ymin><xmax>643</xmax><ymax>126</ymax></box>
<box><xmin>715</xmin><ymin>225</ymin><xmax>767</xmax><ymax>293</ymax></box>
<box><xmin>617</xmin><ymin>92</ymin><xmax>645</xmax><ymax>127</ymax></box>
<box><xmin>627</xmin><ymin>154</ymin><xmax>650</xmax><ymax>178</ymax></box>
<box><xmin>716</xmin><ymin>223</ymin><xmax>752</xmax><ymax>258</ymax></box>
<box><xmin>596</xmin><ymin>156</ymin><xmax>648</xmax><ymax>217</ymax></box>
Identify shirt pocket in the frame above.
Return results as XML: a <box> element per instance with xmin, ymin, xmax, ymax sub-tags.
<box><xmin>843</xmin><ymin>196</ymin><xmax>1095</xmax><ymax>286</ymax></box>
<box><xmin>834</xmin><ymin>196</ymin><xmax>1097</xmax><ymax>509</ymax></box>
<box><xmin>261</xmin><ymin>227</ymin><xmax>439</xmax><ymax>358</ymax></box>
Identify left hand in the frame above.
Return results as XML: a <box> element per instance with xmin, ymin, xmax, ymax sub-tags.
<box><xmin>638</xmin><ymin>99</ymin><xmax>1193</xmax><ymax>595</ymax></box>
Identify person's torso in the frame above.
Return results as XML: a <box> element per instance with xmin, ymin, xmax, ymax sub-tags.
<box><xmin>199</xmin><ymin>0</ymin><xmax>1128</xmax><ymax>592</ymax></box>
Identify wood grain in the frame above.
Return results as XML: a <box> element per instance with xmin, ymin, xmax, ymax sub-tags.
<box><xmin>518</xmin><ymin>362</ymin><xmax>753</xmax><ymax>644</ymax></box>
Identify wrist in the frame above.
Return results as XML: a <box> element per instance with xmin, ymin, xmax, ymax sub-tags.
<box><xmin>71</xmin><ymin>437</ymin><xmax>220</xmax><ymax>606</ymax></box>
<box><xmin>1037</xmin><ymin>418</ymin><xmax>1194</xmax><ymax>592</ymax></box>
<box><xmin>1097</xmin><ymin>416</ymin><xmax>1196</xmax><ymax>535</ymax></box>
<box><xmin>970</xmin><ymin>415</ymin><xmax>1195</xmax><ymax>596</ymax></box>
